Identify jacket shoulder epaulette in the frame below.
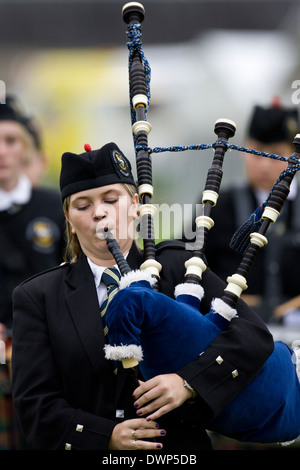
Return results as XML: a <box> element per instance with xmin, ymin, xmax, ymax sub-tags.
<box><xmin>19</xmin><ymin>262</ymin><xmax>70</xmax><ymax>286</ymax></box>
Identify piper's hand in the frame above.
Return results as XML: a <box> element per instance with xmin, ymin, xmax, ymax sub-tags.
<box><xmin>133</xmin><ymin>374</ymin><xmax>194</xmax><ymax>421</ymax></box>
<box><xmin>108</xmin><ymin>418</ymin><xmax>165</xmax><ymax>450</ymax></box>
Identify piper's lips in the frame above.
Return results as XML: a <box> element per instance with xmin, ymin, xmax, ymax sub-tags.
<box><xmin>96</xmin><ymin>222</ymin><xmax>115</xmax><ymax>240</ymax></box>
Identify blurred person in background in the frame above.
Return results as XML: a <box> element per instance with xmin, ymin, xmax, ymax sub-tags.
<box><xmin>191</xmin><ymin>99</ymin><xmax>300</xmax><ymax>324</ymax></box>
<box><xmin>22</xmin><ymin>115</ymin><xmax>47</xmax><ymax>186</ymax></box>
<box><xmin>0</xmin><ymin>96</ymin><xmax>65</xmax><ymax>449</ymax></box>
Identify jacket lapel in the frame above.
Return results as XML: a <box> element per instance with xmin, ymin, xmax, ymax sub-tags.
<box><xmin>64</xmin><ymin>249</ymin><xmax>143</xmax><ymax>410</ymax></box>
<box><xmin>64</xmin><ymin>255</ymin><xmax>110</xmax><ymax>378</ymax></box>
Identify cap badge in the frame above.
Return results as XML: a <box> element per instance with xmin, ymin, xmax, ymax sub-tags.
<box><xmin>112</xmin><ymin>149</ymin><xmax>130</xmax><ymax>178</ymax></box>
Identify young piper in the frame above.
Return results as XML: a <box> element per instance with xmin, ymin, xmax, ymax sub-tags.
<box><xmin>12</xmin><ymin>142</ymin><xmax>273</xmax><ymax>450</ymax></box>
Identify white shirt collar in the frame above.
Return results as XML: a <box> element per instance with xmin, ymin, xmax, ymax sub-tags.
<box><xmin>87</xmin><ymin>248</ymin><xmax>130</xmax><ymax>287</ymax></box>
<box><xmin>87</xmin><ymin>258</ymin><xmax>121</xmax><ymax>307</ymax></box>
<box><xmin>87</xmin><ymin>258</ymin><xmax>120</xmax><ymax>287</ymax></box>
<box><xmin>0</xmin><ymin>174</ymin><xmax>32</xmax><ymax>211</ymax></box>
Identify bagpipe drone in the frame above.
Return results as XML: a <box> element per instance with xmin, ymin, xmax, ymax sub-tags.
<box><xmin>103</xmin><ymin>2</ymin><xmax>300</xmax><ymax>444</ymax></box>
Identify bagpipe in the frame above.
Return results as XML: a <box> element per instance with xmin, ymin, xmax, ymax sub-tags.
<box><xmin>103</xmin><ymin>2</ymin><xmax>300</xmax><ymax>444</ymax></box>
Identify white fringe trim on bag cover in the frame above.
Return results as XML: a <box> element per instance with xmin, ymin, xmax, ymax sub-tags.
<box><xmin>104</xmin><ymin>343</ymin><xmax>143</xmax><ymax>362</ymax></box>
<box><xmin>211</xmin><ymin>298</ymin><xmax>238</xmax><ymax>322</ymax></box>
<box><xmin>174</xmin><ymin>282</ymin><xmax>204</xmax><ymax>301</ymax></box>
<box><xmin>119</xmin><ymin>270</ymin><xmax>157</xmax><ymax>290</ymax></box>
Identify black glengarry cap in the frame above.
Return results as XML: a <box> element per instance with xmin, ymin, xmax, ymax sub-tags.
<box><xmin>60</xmin><ymin>142</ymin><xmax>135</xmax><ymax>200</ymax></box>
<box><xmin>248</xmin><ymin>98</ymin><xmax>298</xmax><ymax>144</ymax></box>
<box><xmin>0</xmin><ymin>95</ymin><xmax>42</xmax><ymax>149</ymax></box>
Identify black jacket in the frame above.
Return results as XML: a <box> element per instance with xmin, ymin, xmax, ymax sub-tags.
<box><xmin>0</xmin><ymin>186</ymin><xmax>65</xmax><ymax>327</ymax></box>
<box><xmin>12</xmin><ymin>241</ymin><xmax>273</xmax><ymax>450</ymax></box>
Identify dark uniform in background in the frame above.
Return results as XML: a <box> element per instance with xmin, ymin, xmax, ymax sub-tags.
<box><xmin>0</xmin><ymin>98</ymin><xmax>65</xmax><ymax>449</ymax></box>
<box><xmin>0</xmin><ymin>98</ymin><xmax>65</xmax><ymax>331</ymax></box>
<box><xmin>198</xmin><ymin>103</ymin><xmax>300</xmax><ymax>323</ymax></box>
<box><xmin>0</xmin><ymin>188</ymin><xmax>65</xmax><ymax>329</ymax></box>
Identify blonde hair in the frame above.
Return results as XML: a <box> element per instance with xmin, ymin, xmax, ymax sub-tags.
<box><xmin>11</xmin><ymin>121</ymin><xmax>37</xmax><ymax>165</ymax></box>
<box><xmin>63</xmin><ymin>183</ymin><xmax>137</xmax><ymax>263</ymax></box>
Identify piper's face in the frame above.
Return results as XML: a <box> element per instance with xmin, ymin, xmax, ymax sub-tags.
<box><xmin>66</xmin><ymin>184</ymin><xmax>139</xmax><ymax>264</ymax></box>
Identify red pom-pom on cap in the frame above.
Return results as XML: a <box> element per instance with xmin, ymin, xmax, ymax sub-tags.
<box><xmin>272</xmin><ymin>96</ymin><xmax>281</xmax><ymax>108</ymax></box>
<box><xmin>84</xmin><ymin>143</ymin><xmax>92</xmax><ymax>152</ymax></box>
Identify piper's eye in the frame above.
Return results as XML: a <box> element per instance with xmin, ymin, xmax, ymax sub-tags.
<box><xmin>105</xmin><ymin>199</ymin><xmax>118</xmax><ymax>205</ymax></box>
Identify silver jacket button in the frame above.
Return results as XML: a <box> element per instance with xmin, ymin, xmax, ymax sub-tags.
<box><xmin>216</xmin><ymin>355</ymin><xmax>223</xmax><ymax>365</ymax></box>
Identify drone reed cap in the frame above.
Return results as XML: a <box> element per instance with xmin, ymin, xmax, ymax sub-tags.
<box><xmin>122</xmin><ymin>2</ymin><xmax>145</xmax><ymax>24</ymax></box>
